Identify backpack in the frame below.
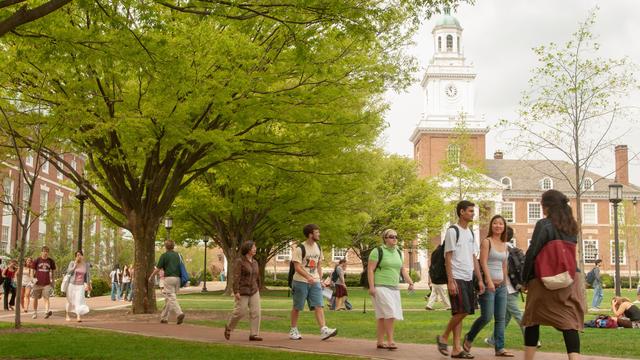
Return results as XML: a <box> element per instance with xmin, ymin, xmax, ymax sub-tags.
<box><xmin>331</xmin><ymin>266</ymin><xmax>340</xmax><ymax>283</ymax></box>
<box><xmin>507</xmin><ymin>246</ymin><xmax>526</xmax><ymax>290</ymax></box>
<box><xmin>287</xmin><ymin>244</ymin><xmax>306</xmax><ymax>288</ymax></box>
<box><xmin>359</xmin><ymin>246</ymin><xmax>403</xmax><ymax>288</ymax></box>
<box><xmin>534</xmin><ymin>239</ymin><xmax>576</xmax><ymax>290</ymax></box>
<box><xmin>429</xmin><ymin>225</ymin><xmax>473</xmax><ymax>285</ymax></box>
<box><xmin>585</xmin><ymin>268</ymin><xmax>596</xmax><ymax>286</ymax></box>
<box><xmin>595</xmin><ymin>315</ymin><xmax>618</xmax><ymax>328</ymax></box>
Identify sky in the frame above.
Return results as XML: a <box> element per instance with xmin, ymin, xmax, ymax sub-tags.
<box><xmin>382</xmin><ymin>0</ymin><xmax>640</xmax><ymax>184</ymax></box>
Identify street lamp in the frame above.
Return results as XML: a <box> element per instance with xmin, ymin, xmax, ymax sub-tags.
<box><xmin>202</xmin><ymin>237</ymin><xmax>209</xmax><ymax>292</ymax></box>
<box><xmin>609</xmin><ymin>182</ymin><xmax>623</xmax><ymax>297</ymax></box>
<box><xmin>408</xmin><ymin>242</ymin><xmax>414</xmax><ymax>279</ymax></box>
<box><xmin>164</xmin><ymin>216</ymin><xmax>173</xmax><ymax>241</ymax></box>
<box><xmin>75</xmin><ymin>184</ymin><xmax>89</xmax><ymax>253</ymax></box>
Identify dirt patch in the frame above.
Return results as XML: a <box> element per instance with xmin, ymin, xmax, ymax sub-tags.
<box><xmin>0</xmin><ymin>327</ymin><xmax>49</xmax><ymax>334</ymax></box>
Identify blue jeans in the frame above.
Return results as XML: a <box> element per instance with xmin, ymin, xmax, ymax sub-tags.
<box><xmin>592</xmin><ymin>284</ymin><xmax>603</xmax><ymax>308</ymax></box>
<box><xmin>466</xmin><ymin>284</ymin><xmax>508</xmax><ymax>351</ymax></box>
<box><xmin>488</xmin><ymin>292</ymin><xmax>524</xmax><ymax>343</ymax></box>
<box><xmin>111</xmin><ymin>283</ymin><xmax>121</xmax><ymax>301</ymax></box>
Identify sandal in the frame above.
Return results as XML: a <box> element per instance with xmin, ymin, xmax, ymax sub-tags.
<box><xmin>224</xmin><ymin>324</ymin><xmax>231</xmax><ymax>340</ymax></box>
<box><xmin>436</xmin><ymin>335</ymin><xmax>449</xmax><ymax>356</ymax></box>
<box><xmin>462</xmin><ymin>335</ymin><xmax>472</xmax><ymax>353</ymax></box>
<box><xmin>376</xmin><ymin>344</ymin><xmax>387</xmax><ymax>349</ymax></box>
<box><xmin>495</xmin><ymin>350</ymin><xmax>514</xmax><ymax>357</ymax></box>
<box><xmin>387</xmin><ymin>343</ymin><xmax>398</xmax><ymax>350</ymax></box>
<box><xmin>451</xmin><ymin>350</ymin><xmax>474</xmax><ymax>359</ymax></box>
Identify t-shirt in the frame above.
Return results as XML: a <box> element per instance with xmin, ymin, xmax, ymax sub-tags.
<box><xmin>368</xmin><ymin>245</ymin><xmax>403</xmax><ymax>287</ymax></box>
<box><xmin>334</xmin><ymin>266</ymin><xmax>345</xmax><ymax>286</ymax></box>
<box><xmin>156</xmin><ymin>251</ymin><xmax>181</xmax><ymax>277</ymax></box>
<box><xmin>110</xmin><ymin>269</ymin><xmax>121</xmax><ymax>284</ymax></box>
<box><xmin>443</xmin><ymin>224</ymin><xmax>478</xmax><ymax>282</ymax></box>
<box><xmin>73</xmin><ymin>263</ymin><xmax>87</xmax><ymax>285</ymax></box>
<box><xmin>32</xmin><ymin>257</ymin><xmax>56</xmax><ymax>286</ymax></box>
<box><xmin>292</xmin><ymin>242</ymin><xmax>322</xmax><ymax>283</ymax></box>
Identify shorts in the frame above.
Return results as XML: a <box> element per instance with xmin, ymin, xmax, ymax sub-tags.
<box><xmin>31</xmin><ymin>284</ymin><xmax>52</xmax><ymax>299</ymax></box>
<box><xmin>292</xmin><ymin>280</ymin><xmax>324</xmax><ymax>311</ymax></box>
<box><xmin>449</xmin><ymin>279</ymin><xmax>476</xmax><ymax>315</ymax></box>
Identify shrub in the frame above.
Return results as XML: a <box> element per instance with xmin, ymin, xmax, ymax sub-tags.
<box><xmin>90</xmin><ymin>278</ymin><xmax>111</xmax><ymax>297</ymax></box>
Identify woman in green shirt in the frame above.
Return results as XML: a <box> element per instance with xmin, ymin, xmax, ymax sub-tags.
<box><xmin>367</xmin><ymin>229</ymin><xmax>415</xmax><ymax>351</ymax></box>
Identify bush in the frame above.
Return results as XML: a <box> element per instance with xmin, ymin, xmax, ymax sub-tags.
<box><xmin>90</xmin><ymin>278</ymin><xmax>110</xmax><ymax>297</ymax></box>
<box><xmin>601</xmin><ymin>274</ymin><xmax>614</xmax><ymax>289</ymax></box>
<box><xmin>408</xmin><ymin>270</ymin><xmax>421</xmax><ymax>283</ymax></box>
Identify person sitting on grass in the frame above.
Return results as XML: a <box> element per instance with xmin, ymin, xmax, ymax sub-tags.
<box><xmin>611</xmin><ymin>297</ymin><xmax>640</xmax><ymax>329</ymax></box>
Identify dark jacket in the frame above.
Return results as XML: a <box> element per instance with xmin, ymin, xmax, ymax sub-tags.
<box><xmin>523</xmin><ymin>218</ymin><xmax>577</xmax><ymax>282</ymax></box>
<box><xmin>232</xmin><ymin>257</ymin><xmax>260</xmax><ymax>296</ymax></box>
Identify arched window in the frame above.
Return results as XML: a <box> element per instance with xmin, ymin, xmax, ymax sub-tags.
<box><xmin>447</xmin><ymin>144</ymin><xmax>460</xmax><ymax>164</ymax></box>
<box><xmin>446</xmin><ymin>35</ymin><xmax>453</xmax><ymax>51</ymax></box>
<box><xmin>457</xmin><ymin>37</ymin><xmax>460</xmax><ymax>53</ymax></box>
<box><xmin>500</xmin><ymin>177</ymin><xmax>512</xmax><ymax>190</ymax></box>
<box><xmin>541</xmin><ymin>177</ymin><xmax>553</xmax><ymax>190</ymax></box>
<box><xmin>438</xmin><ymin>36</ymin><xmax>442</xmax><ymax>51</ymax></box>
<box><xmin>582</xmin><ymin>177</ymin><xmax>594</xmax><ymax>191</ymax></box>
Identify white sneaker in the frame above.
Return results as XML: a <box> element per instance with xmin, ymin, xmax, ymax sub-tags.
<box><xmin>484</xmin><ymin>337</ymin><xmax>495</xmax><ymax>346</ymax></box>
<box><xmin>289</xmin><ymin>327</ymin><xmax>302</xmax><ymax>340</ymax></box>
<box><xmin>32</xmin><ymin>313</ymin><xmax>37</xmax><ymax>319</ymax></box>
<box><xmin>320</xmin><ymin>326</ymin><xmax>337</xmax><ymax>340</ymax></box>
<box><xmin>588</xmin><ymin>307</ymin><xmax>600</xmax><ymax>312</ymax></box>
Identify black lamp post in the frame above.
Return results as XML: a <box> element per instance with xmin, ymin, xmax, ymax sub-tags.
<box><xmin>408</xmin><ymin>243</ymin><xmax>414</xmax><ymax>278</ymax></box>
<box><xmin>164</xmin><ymin>216</ymin><xmax>173</xmax><ymax>241</ymax></box>
<box><xmin>75</xmin><ymin>185</ymin><xmax>89</xmax><ymax>253</ymax></box>
<box><xmin>202</xmin><ymin>237</ymin><xmax>209</xmax><ymax>292</ymax></box>
<box><xmin>609</xmin><ymin>183</ymin><xmax>623</xmax><ymax>297</ymax></box>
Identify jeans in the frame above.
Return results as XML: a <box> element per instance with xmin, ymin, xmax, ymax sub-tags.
<box><xmin>488</xmin><ymin>292</ymin><xmax>523</xmax><ymax>343</ymax></box>
<box><xmin>3</xmin><ymin>281</ymin><xmax>16</xmax><ymax>310</ymax></box>
<box><xmin>110</xmin><ymin>283</ymin><xmax>121</xmax><ymax>301</ymax></box>
<box><xmin>465</xmin><ymin>284</ymin><xmax>508</xmax><ymax>351</ymax></box>
<box><xmin>591</xmin><ymin>284</ymin><xmax>603</xmax><ymax>308</ymax></box>
<box><xmin>121</xmin><ymin>282</ymin><xmax>132</xmax><ymax>301</ymax></box>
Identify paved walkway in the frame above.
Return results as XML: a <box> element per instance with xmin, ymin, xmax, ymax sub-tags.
<box><xmin>0</xmin><ymin>283</ymin><xmax>631</xmax><ymax>360</ymax></box>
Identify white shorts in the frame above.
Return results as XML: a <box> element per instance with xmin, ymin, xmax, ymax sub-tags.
<box><xmin>371</xmin><ymin>286</ymin><xmax>403</xmax><ymax>320</ymax></box>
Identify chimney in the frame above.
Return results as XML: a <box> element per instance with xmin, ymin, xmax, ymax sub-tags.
<box><xmin>494</xmin><ymin>150</ymin><xmax>504</xmax><ymax>160</ymax></box>
<box><xmin>615</xmin><ymin>145</ymin><xmax>629</xmax><ymax>185</ymax></box>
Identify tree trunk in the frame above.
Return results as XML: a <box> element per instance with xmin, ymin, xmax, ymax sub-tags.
<box><xmin>257</xmin><ymin>257</ymin><xmax>268</xmax><ymax>291</ymax></box>
<box><xmin>223</xmin><ymin>250</ymin><xmax>239</xmax><ymax>296</ymax></box>
<box><xmin>131</xmin><ymin>219</ymin><xmax>159</xmax><ymax>314</ymax></box>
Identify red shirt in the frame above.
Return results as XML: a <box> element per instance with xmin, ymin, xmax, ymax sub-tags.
<box><xmin>32</xmin><ymin>257</ymin><xmax>56</xmax><ymax>286</ymax></box>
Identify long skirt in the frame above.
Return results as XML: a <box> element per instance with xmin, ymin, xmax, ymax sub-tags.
<box><xmin>66</xmin><ymin>283</ymin><xmax>90</xmax><ymax>315</ymax></box>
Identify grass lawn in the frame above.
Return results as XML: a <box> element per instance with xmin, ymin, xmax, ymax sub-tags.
<box><xmin>177</xmin><ymin>287</ymin><xmax>640</xmax><ymax>359</ymax></box>
<box><xmin>0</xmin><ymin>323</ymin><xmax>359</xmax><ymax>360</ymax></box>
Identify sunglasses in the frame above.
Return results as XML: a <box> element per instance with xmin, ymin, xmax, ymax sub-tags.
<box><xmin>386</xmin><ymin>235</ymin><xmax>398</xmax><ymax>239</ymax></box>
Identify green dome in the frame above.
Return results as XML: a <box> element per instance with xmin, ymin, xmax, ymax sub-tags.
<box><xmin>435</xmin><ymin>14</ymin><xmax>461</xmax><ymax>28</ymax></box>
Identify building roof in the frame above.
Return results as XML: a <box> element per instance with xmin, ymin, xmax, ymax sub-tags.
<box><xmin>435</xmin><ymin>14</ymin><xmax>461</xmax><ymax>28</ymax></box>
<box><xmin>485</xmin><ymin>159</ymin><xmax>640</xmax><ymax>199</ymax></box>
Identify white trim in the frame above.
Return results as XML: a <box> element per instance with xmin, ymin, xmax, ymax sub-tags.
<box><xmin>500</xmin><ymin>176</ymin><xmax>512</xmax><ymax>190</ymax></box>
<box><xmin>582</xmin><ymin>177</ymin><xmax>594</xmax><ymax>191</ymax></box>
<box><xmin>540</xmin><ymin>177</ymin><xmax>553</xmax><ymax>190</ymax></box>
<box><xmin>331</xmin><ymin>247</ymin><xmax>348</xmax><ymax>262</ymax></box>
<box><xmin>581</xmin><ymin>202</ymin><xmax>598</xmax><ymax>225</ymax></box>
<box><xmin>583</xmin><ymin>239</ymin><xmax>599</xmax><ymax>263</ymax></box>
<box><xmin>527</xmin><ymin>202</ymin><xmax>542</xmax><ymax>224</ymax></box>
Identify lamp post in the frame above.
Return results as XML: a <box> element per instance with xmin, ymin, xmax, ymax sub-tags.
<box><xmin>75</xmin><ymin>185</ymin><xmax>89</xmax><ymax>253</ymax></box>
<box><xmin>202</xmin><ymin>237</ymin><xmax>209</xmax><ymax>292</ymax></box>
<box><xmin>164</xmin><ymin>216</ymin><xmax>173</xmax><ymax>241</ymax></box>
<box><xmin>609</xmin><ymin>183</ymin><xmax>623</xmax><ymax>297</ymax></box>
<box><xmin>408</xmin><ymin>243</ymin><xmax>413</xmax><ymax>279</ymax></box>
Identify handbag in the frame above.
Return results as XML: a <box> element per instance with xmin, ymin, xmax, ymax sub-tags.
<box><xmin>534</xmin><ymin>239</ymin><xmax>576</xmax><ymax>290</ymax></box>
<box><xmin>178</xmin><ymin>254</ymin><xmax>190</xmax><ymax>288</ymax></box>
<box><xmin>61</xmin><ymin>274</ymin><xmax>71</xmax><ymax>293</ymax></box>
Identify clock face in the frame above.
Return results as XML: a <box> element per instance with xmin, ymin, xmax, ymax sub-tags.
<box><xmin>445</xmin><ymin>84</ymin><xmax>458</xmax><ymax>98</ymax></box>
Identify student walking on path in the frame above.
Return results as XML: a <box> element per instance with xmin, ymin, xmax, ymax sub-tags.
<box><xmin>436</xmin><ymin>200</ymin><xmax>484</xmax><ymax>359</ymax></box>
<box><xmin>289</xmin><ymin>224</ymin><xmax>337</xmax><ymax>341</ymax></box>
<box><xmin>588</xmin><ymin>259</ymin><xmax>603</xmax><ymax>311</ymax></box>
<box><xmin>333</xmin><ymin>258</ymin><xmax>348</xmax><ymax>311</ymax></box>
<box><xmin>522</xmin><ymin>190</ymin><xmax>584</xmax><ymax>360</ymax></box>
<box><xmin>64</xmin><ymin>251</ymin><xmax>92</xmax><ymax>322</ymax></box>
<box><xmin>367</xmin><ymin>229</ymin><xmax>415</xmax><ymax>351</ymax></box>
<box><xmin>149</xmin><ymin>240</ymin><xmax>185</xmax><ymax>325</ymax></box>
<box><xmin>2</xmin><ymin>259</ymin><xmax>17</xmax><ymax>311</ymax></box>
<box><xmin>425</xmin><ymin>282</ymin><xmax>451</xmax><ymax>311</ymax></box>
<box><xmin>109</xmin><ymin>265</ymin><xmax>122</xmax><ymax>301</ymax></box>
<box><xmin>463</xmin><ymin>215</ymin><xmax>513</xmax><ymax>357</ymax></box>
<box><xmin>225</xmin><ymin>241</ymin><xmax>262</xmax><ymax>341</ymax></box>
<box><xmin>31</xmin><ymin>246</ymin><xmax>56</xmax><ymax>319</ymax></box>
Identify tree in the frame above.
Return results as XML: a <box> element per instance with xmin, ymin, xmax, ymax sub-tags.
<box><xmin>0</xmin><ymin>0</ymin><xmax>466</xmax><ymax>313</ymax></box>
<box><xmin>0</xmin><ymin>0</ymin><xmax>72</xmax><ymax>37</ymax></box>
<box><xmin>501</xmin><ymin>9</ymin><xmax>637</xmax><ymax>265</ymax></box>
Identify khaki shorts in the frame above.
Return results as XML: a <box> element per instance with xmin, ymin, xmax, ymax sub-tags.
<box><xmin>31</xmin><ymin>284</ymin><xmax>52</xmax><ymax>299</ymax></box>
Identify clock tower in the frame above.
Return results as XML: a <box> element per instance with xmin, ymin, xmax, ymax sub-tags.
<box><xmin>410</xmin><ymin>10</ymin><xmax>488</xmax><ymax>178</ymax></box>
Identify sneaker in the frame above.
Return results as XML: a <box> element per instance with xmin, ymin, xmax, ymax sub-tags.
<box><xmin>425</xmin><ymin>305</ymin><xmax>434</xmax><ymax>310</ymax></box>
<box><xmin>537</xmin><ymin>341</ymin><xmax>542</xmax><ymax>348</ymax></box>
<box><xmin>320</xmin><ymin>326</ymin><xmax>337</xmax><ymax>340</ymax></box>
<box><xmin>484</xmin><ymin>337</ymin><xmax>495</xmax><ymax>346</ymax></box>
<box><xmin>32</xmin><ymin>313</ymin><xmax>37</xmax><ymax>319</ymax></box>
<box><xmin>44</xmin><ymin>311</ymin><xmax>52</xmax><ymax>319</ymax></box>
<box><xmin>588</xmin><ymin>307</ymin><xmax>600</xmax><ymax>312</ymax></box>
<box><xmin>289</xmin><ymin>327</ymin><xmax>302</xmax><ymax>340</ymax></box>
<box><xmin>177</xmin><ymin>313</ymin><xmax>185</xmax><ymax>325</ymax></box>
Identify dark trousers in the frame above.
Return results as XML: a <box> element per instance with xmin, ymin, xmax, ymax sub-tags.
<box><xmin>3</xmin><ymin>281</ymin><xmax>16</xmax><ymax>310</ymax></box>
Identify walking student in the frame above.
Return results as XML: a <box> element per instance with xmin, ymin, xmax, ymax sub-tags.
<box><xmin>425</xmin><ymin>281</ymin><xmax>451</xmax><ymax>311</ymax></box>
<box><xmin>109</xmin><ymin>265</ymin><xmax>122</xmax><ymax>301</ymax></box>
<box><xmin>149</xmin><ymin>240</ymin><xmax>185</xmax><ymax>324</ymax></box>
<box><xmin>333</xmin><ymin>258</ymin><xmax>348</xmax><ymax>311</ymax></box>
<box><xmin>289</xmin><ymin>224</ymin><xmax>337</xmax><ymax>341</ymax></box>
<box><xmin>31</xmin><ymin>246</ymin><xmax>56</xmax><ymax>319</ymax></box>
<box><xmin>2</xmin><ymin>259</ymin><xmax>17</xmax><ymax>311</ymax></box>
<box><xmin>522</xmin><ymin>190</ymin><xmax>584</xmax><ymax>360</ymax></box>
<box><xmin>121</xmin><ymin>265</ymin><xmax>132</xmax><ymax>302</ymax></box>
<box><xmin>588</xmin><ymin>259</ymin><xmax>603</xmax><ymax>311</ymax></box>
<box><xmin>368</xmin><ymin>229</ymin><xmax>415</xmax><ymax>350</ymax></box>
<box><xmin>463</xmin><ymin>215</ymin><xmax>513</xmax><ymax>357</ymax></box>
<box><xmin>64</xmin><ymin>251</ymin><xmax>92</xmax><ymax>322</ymax></box>
<box><xmin>20</xmin><ymin>257</ymin><xmax>35</xmax><ymax>313</ymax></box>
<box><xmin>436</xmin><ymin>200</ymin><xmax>484</xmax><ymax>359</ymax></box>
<box><xmin>225</xmin><ymin>241</ymin><xmax>262</xmax><ymax>341</ymax></box>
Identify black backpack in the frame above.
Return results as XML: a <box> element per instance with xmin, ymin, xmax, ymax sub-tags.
<box><xmin>331</xmin><ymin>266</ymin><xmax>340</xmax><ymax>283</ymax></box>
<box><xmin>507</xmin><ymin>245</ymin><xmax>526</xmax><ymax>290</ymax></box>
<box><xmin>360</xmin><ymin>246</ymin><xmax>403</xmax><ymax>289</ymax></box>
<box><xmin>429</xmin><ymin>225</ymin><xmax>473</xmax><ymax>285</ymax></box>
<box><xmin>287</xmin><ymin>244</ymin><xmax>306</xmax><ymax>288</ymax></box>
<box><xmin>585</xmin><ymin>268</ymin><xmax>596</xmax><ymax>286</ymax></box>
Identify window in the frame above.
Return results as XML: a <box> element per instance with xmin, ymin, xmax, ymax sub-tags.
<box><xmin>582</xmin><ymin>203</ymin><xmax>597</xmax><ymax>225</ymax></box>
<box><xmin>500</xmin><ymin>177</ymin><xmax>512</xmax><ymax>190</ymax></box>
<box><xmin>57</xmin><ymin>161</ymin><xmax>64</xmax><ymax>180</ymax></box>
<box><xmin>582</xmin><ymin>177</ymin><xmax>594</xmax><ymax>191</ymax></box>
<box><xmin>276</xmin><ymin>245</ymin><xmax>291</xmax><ymax>261</ymax></box>
<box><xmin>527</xmin><ymin>202</ymin><xmax>542</xmax><ymax>224</ymax></box>
<box><xmin>610</xmin><ymin>203</ymin><xmax>625</xmax><ymax>225</ymax></box>
<box><xmin>583</xmin><ymin>239</ymin><xmax>598</xmax><ymax>263</ymax></box>
<box><xmin>438</xmin><ymin>36</ymin><xmax>442</xmax><ymax>51</ymax></box>
<box><xmin>501</xmin><ymin>202</ymin><xmax>515</xmax><ymax>223</ymax></box>
<box><xmin>456</xmin><ymin>37</ymin><xmax>460</xmax><ymax>52</ymax></box>
<box><xmin>332</xmin><ymin>248</ymin><xmax>348</xmax><ymax>262</ymax></box>
<box><xmin>447</xmin><ymin>144</ymin><xmax>460</xmax><ymax>164</ymax></box>
<box><xmin>540</xmin><ymin>177</ymin><xmax>553</xmax><ymax>190</ymax></box>
<box><xmin>446</xmin><ymin>34</ymin><xmax>453</xmax><ymax>51</ymax></box>
<box><xmin>39</xmin><ymin>190</ymin><xmax>48</xmax><ymax>236</ymax></box>
<box><xmin>1</xmin><ymin>225</ymin><xmax>9</xmax><ymax>254</ymax></box>
<box><xmin>25</xmin><ymin>152</ymin><xmax>34</xmax><ymax>166</ymax></box>
<box><xmin>71</xmin><ymin>159</ymin><xmax>77</xmax><ymax>170</ymax></box>
<box><xmin>42</xmin><ymin>160</ymin><xmax>49</xmax><ymax>174</ymax></box>
<box><xmin>610</xmin><ymin>240</ymin><xmax>626</xmax><ymax>265</ymax></box>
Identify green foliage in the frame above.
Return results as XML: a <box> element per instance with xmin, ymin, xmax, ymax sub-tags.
<box><xmin>89</xmin><ymin>277</ymin><xmax>111</xmax><ymax>297</ymax></box>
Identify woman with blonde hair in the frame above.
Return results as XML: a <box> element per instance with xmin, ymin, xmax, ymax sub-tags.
<box><xmin>368</xmin><ymin>229</ymin><xmax>414</xmax><ymax>350</ymax></box>
<box><xmin>20</xmin><ymin>257</ymin><xmax>35</xmax><ymax>313</ymax></box>
<box><xmin>611</xmin><ymin>296</ymin><xmax>640</xmax><ymax>328</ymax></box>
<box><xmin>65</xmin><ymin>251</ymin><xmax>92</xmax><ymax>322</ymax></box>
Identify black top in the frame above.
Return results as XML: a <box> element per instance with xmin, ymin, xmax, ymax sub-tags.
<box><xmin>523</xmin><ymin>218</ymin><xmax>578</xmax><ymax>282</ymax></box>
<box><xmin>624</xmin><ymin>304</ymin><xmax>640</xmax><ymax>321</ymax></box>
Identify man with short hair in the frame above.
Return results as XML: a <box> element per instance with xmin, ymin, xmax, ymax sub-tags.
<box><xmin>589</xmin><ymin>259</ymin><xmax>603</xmax><ymax>311</ymax></box>
<box><xmin>149</xmin><ymin>240</ymin><xmax>185</xmax><ymax>325</ymax></box>
<box><xmin>289</xmin><ymin>224</ymin><xmax>337</xmax><ymax>341</ymax></box>
<box><xmin>31</xmin><ymin>246</ymin><xmax>56</xmax><ymax>319</ymax></box>
<box><xmin>436</xmin><ymin>201</ymin><xmax>484</xmax><ymax>358</ymax></box>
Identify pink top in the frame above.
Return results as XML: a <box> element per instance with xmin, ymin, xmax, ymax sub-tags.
<box><xmin>73</xmin><ymin>263</ymin><xmax>87</xmax><ymax>285</ymax></box>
